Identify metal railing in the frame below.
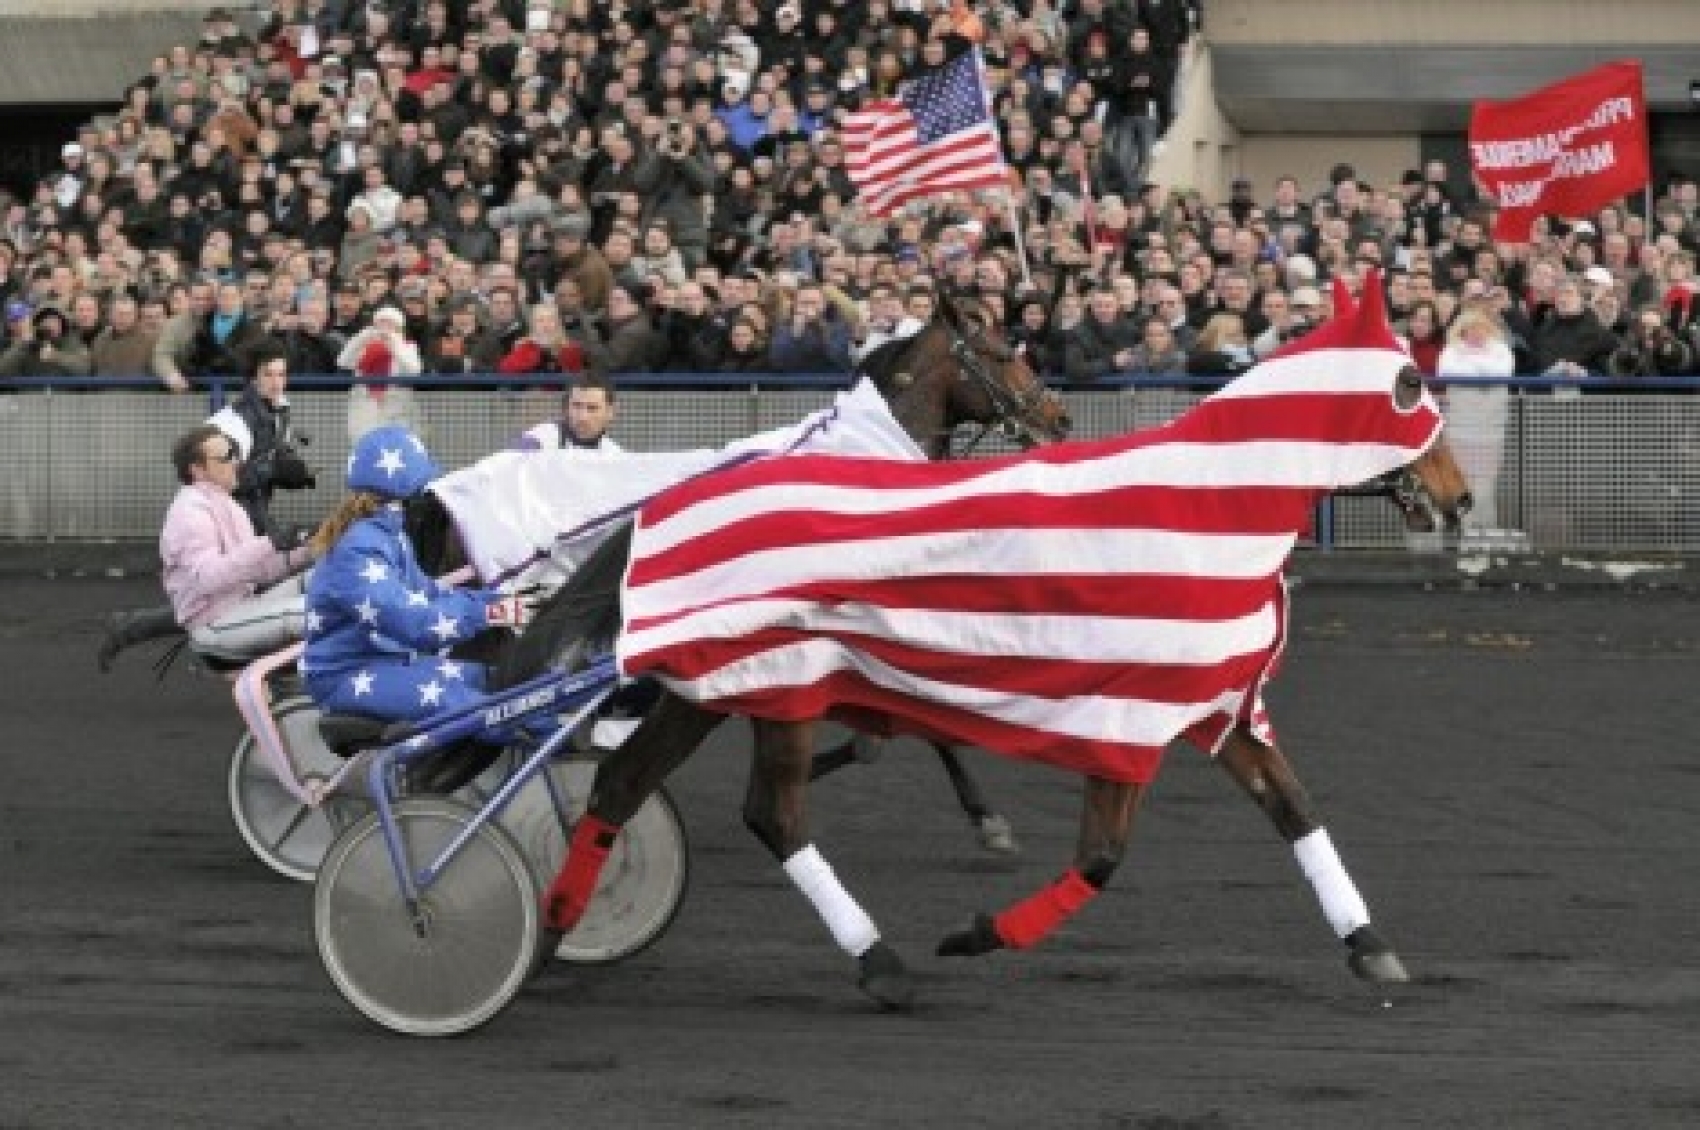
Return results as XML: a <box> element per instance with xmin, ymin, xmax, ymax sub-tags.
<box><xmin>1</xmin><ymin>374</ymin><xmax>1696</xmax><ymax>552</ymax></box>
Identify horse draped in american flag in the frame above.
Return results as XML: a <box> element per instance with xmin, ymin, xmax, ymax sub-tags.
<box><xmin>532</xmin><ymin>271</ymin><xmax>1470</xmax><ymax>1008</ymax></box>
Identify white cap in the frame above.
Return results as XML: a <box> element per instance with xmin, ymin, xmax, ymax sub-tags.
<box><xmin>62</xmin><ymin>142</ymin><xmax>83</xmax><ymax>158</ymax></box>
<box><xmin>1583</xmin><ymin>266</ymin><xmax>1613</xmax><ymax>288</ymax></box>
<box><xmin>206</xmin><ymin>406</ymin><xmax>254</xmax><ymax>461</ymax></box>
<box><xmin>373</xmin><ymin>306</ymin><xmax>407</xmax><ymax>327</ymax></box>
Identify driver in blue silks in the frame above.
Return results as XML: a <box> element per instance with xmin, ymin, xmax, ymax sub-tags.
<box><xmin>303</xmin><ymin>424</ymin><xmax>526</xmax><ymax>723</ymax></box>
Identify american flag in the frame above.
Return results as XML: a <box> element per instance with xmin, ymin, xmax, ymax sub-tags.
<box><xmin>614</xmin><ymin>289</ymin><xmax>1445</xmax><ymax>784</ymax></box>
<box><xmin>843</xmin><ymin>48</ymin><xmax>1008</xmax><ymax>216</ymax></box>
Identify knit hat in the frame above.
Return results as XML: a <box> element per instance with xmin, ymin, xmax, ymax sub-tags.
<box><xmin>347</xmin><ymin>424</ymin><xmax>440</xmax><ymax>499</ymax></box>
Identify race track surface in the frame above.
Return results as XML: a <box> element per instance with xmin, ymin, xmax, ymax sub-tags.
<box><xmin>1</xmin><ymin>577</ymin><xmax>1697</xmax><ymax>1129</ymax></box>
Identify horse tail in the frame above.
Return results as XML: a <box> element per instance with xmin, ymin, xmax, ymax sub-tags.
<box><xmin>491</xmin><ymin>520</ymin><xmax>632</xmax><ymax>689</ymax></box>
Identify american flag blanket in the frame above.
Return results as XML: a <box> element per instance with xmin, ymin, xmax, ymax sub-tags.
<box><xmin>616</xmin><ymin>309</ymin><xmax>1445</xmax><ymax>783</ymax></box>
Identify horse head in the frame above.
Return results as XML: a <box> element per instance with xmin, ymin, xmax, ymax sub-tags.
<box><xmin>1282</xmin><ymin>272</ymin><xmax>1471</xmax><ymax>532</ymax></box>
<box><xmin>922</xmin><ymin>292</ymin><xmax>1070</xmax><ymax>455</ymax></box>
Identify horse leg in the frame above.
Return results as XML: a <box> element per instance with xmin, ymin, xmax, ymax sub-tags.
<box><xmin>806</xmin><ymin>730</ymin><xmax>885</xmax><ymax>780</ymax></box>
<box><xmin>938</xmin><ymin>775</ymin><xmax>1143</xmax><ymax>957</ymax></box>
<box><xmin>748</xmin><ymin>719</ymin><xmax>914</xmax><ymax>1010</ymax></box>
<box><xmin>1216</xmin><ymin>727</ymin><xmax>1410</xmax><ymax>984</ymax></box>
<box><xmin>932</xmin><ymin>742</ymin><xmax>1019</xmax><ymax>855</ymax></box>
<box><xmin>541</xmin><ymin>692</ymin><xmax>724</xmax><ymax>933</ymax></box>
<box><xmin>806</xmin><ymin>734</ymin><xmax>1017</xmax><ymax>856</ymax></box>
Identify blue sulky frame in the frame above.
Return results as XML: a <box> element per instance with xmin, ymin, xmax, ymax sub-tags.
<box><xmin>358</xmin><ymin>655</ymin><xmax>621</xmax><ymax>915</ymax></box>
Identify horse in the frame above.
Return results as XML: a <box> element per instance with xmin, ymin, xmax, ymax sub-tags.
<box><xmin>506</xmin><ymin>270</ymin><xmax>1472</xmax><ymax>1010</ymax></box>
<box><xmin>444</xmin><ymin>295</ymin><xmax>1070</xmax><ymax>844</ymax></box>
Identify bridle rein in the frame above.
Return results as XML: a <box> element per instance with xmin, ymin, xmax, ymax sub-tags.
<box><xmin>939</xmin><ymin>314</ymin><xmax>1061</xmax><ymax>457</ymax></box>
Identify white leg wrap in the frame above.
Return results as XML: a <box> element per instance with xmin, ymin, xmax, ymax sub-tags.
<box><xmin>1292</xmin><ymin>828</ymin><xmax>1371</xmax><ymax>939</ymax></box>
<box><xmin>782</xmin><ymin>844</ymin><xmax>880</xmax><ymax>958</ymax></box>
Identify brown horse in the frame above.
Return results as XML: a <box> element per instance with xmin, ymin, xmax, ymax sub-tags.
<box><xmin>493</xmin><ymin>287</ymin><xmax>1070</xmax><ymax>879</ymax></box>
<box><xmin>507</xmin><ymin>272</ymin><xmax>1472</xmax><ymax>1011</ymax></box>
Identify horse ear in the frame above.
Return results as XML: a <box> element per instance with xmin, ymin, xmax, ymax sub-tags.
<box><xmin>1346</xmin><ymin>267</ymin><xmax>1398</xmax><ymax>344</ymax></box>
<box><xmin>1357</xmin><ymin>267</ymin><xmax>1387</xmax><ymax>322</ymax></box>
<box><xmin>934</xmin><ymin>290</ymin><xmax>962</xmax><ymax>329</ymax></box>
<box><xmin>1330</xmin><ymin>276</ymin><xmax>1356</xmax><ymax>320</ymax></box>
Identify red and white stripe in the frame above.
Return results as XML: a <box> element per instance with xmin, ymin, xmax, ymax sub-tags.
<box><xmin>617</xmin><ymin>341</ymin><xmax>1442</xmax><ymax>784</ymax></box>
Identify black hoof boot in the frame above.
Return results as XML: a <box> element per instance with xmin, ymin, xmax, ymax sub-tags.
<box><xmin>1345</xmin><ymin>925</ymin><xmax>1411</xmax><ymax>984</ymax></box>
<box><xmin>857</xmin><ymin>941</ymin><xmax>916</xmax><ymax>1011</ymax></box>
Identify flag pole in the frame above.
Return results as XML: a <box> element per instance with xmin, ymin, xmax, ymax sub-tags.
<box><xmin>1006</xmin><ymin>188</ymin><xmax>1034</xmax><ymax>291</ymax></box>
<box><xmin>969</xmin><ymin>44</ymin><xmax>1031</xmax><ymax>291</ymax></box>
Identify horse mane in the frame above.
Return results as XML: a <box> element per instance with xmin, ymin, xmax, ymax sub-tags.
<box><xmin>491</xmin><ymin>521</ymin><xmax>632</xmax><ymax>690</ymax></box>
<box><xmin>854</xmin><ymin>335</ymin><xmax>916</xmax><ymax>395</ymax></box>
<box><xmin>854</xmin><ymin>291</ymin><xmax>990</xmax><ymax>396</ymax></box>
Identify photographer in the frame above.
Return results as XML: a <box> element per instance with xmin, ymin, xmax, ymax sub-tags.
<box><xmin>0</xmin><ymin>304</ymin><xmax>91</xmax><ymax>378</ymax></box>
<box><xmin>207</xmin><ymin>348</ymin><xmax>316</xmax><ymax>539</ymax></box>
<box><xmin>638</xmin><ymin>117</ymin><xmax>716</xmax><ymax>271</ymax></box>
<box><xmin>1607</xmin><ymin>305</ymin><xmax>1696</xmax><ymax>388</ymax></box>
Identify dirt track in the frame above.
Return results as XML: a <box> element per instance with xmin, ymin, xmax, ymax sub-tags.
<box><xmin>2</xmin><ymin>576</ymin><xmax>1698</xmax><ymax>1129</ymax></box>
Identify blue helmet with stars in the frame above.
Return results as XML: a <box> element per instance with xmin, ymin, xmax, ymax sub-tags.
<box><xmin>346</xmin><ymin>424</ymin><xmax>441</xmax><ymax>500</ymax></box>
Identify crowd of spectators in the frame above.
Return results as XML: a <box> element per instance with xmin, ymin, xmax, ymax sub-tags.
<box><xmin>1</xmin><ymin>0</ymin><xmax>1697</xmax><ymax>409</ymax></box>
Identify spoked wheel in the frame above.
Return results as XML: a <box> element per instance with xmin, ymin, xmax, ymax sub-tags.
<box><xmin>228</xmin><ymin>695</ymin><xmax>366</xmax><ymax>882</ymax></box>
<box><xmin>314</xmin><ymin>797</ymin><xmax>539</xmax><ymax>1037</ymax></box>
<box><xmin>498</xmin><ymin>758</ymin><xmax>689</xmax><ymax>965</ymax></box>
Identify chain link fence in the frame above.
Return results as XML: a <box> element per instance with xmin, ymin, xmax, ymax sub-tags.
<box><xmin>2</xmin><ymin>381</ymin><xmax>1696</xmax><ymax>552</ymax></box>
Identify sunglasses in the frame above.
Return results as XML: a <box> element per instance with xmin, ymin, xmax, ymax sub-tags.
<box><xmin>206</xmin><ymin>443</ymin><xmax>240</xmax><ymax>465</ymax></box>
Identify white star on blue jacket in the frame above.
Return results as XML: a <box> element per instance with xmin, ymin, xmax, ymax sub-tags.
<box><xmin>429</xmin><ymin>611</ymin><xmax>461</xmax><ymax>643</ymax></box>
<box><xmin>376</xmin><ymin>447</ymin><xmax>407</xmax><ymax>477</ymax></box>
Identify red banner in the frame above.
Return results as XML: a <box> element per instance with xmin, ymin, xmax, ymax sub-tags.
<box><xmin>1468</xmin><ymin>60</ymin><xmax>1649</xmax><ymax>243</ymax></box>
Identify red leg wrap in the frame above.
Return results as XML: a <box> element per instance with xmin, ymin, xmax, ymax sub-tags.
<box><xmin>542</xmin><ymin>815</ymin><xmax>621</xmax><ymax>932</ymax></box>
<box><xmin>993</xmin><ymin>869</ymin><xmax>1099</xmax><ymax>950</ymax></box>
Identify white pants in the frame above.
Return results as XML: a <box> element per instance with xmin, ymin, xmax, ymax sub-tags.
<box><xmin>190</xmin><ymin>572</ymin><xmax>309</xmax><ymax>663</ymax></box>
<box><xmin>1445</xmin><ymin>387</ymin><xmax>1508</xmax><ymax>530</ymax></box>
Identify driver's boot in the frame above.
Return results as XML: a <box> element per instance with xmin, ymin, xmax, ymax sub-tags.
<box><xmin>97</xmin><ymin>605</ymin><xmax>182</xmax><ymax>673</ymax></box>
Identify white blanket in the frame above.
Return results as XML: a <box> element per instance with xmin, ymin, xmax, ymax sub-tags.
<box><xmin>429</xmin><ymin>379</ymin><xmax>924</xmax><ymax>587</ymax></box>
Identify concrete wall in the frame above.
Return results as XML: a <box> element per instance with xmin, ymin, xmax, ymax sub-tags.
<box><xmin>1207</xmin><ymin>0</ymin><xmax>1700</xmax><ymax>44</ymax></box>
<box><xmin>1237</xmin><ymin>135</ymin><xmax>1419</xmax><ymax>201</ymax></box>
<box><xmin>1147</xmin><ymin>44</ymin><xmax>1420</xmax><ymax>202</ymax></box>
<box><xmin>0</xmin><ymin>10</ymin><xmax>216</xmax><ymax>104</ymax></box>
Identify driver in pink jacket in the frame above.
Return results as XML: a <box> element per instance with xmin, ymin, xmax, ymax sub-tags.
<box><xmin>159</xmin><ymin>422</ymin><xmax>314</xmax><ymax>661</ymax></box>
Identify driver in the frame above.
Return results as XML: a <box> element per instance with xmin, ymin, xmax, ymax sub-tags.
<box><xmin>158</xmin><ymin>422</ymin><xmax>314</xmax><ymax>662</ymax></box>
<box><xmin>303</xmin><ymin>424</ymin><xmax>528</xmax><ymax>723</ymax></box>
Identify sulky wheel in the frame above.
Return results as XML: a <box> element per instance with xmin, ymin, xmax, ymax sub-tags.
<box><xmin>228</xmin><ymin>695</ymin><xmax>366</xmax><ymax>882</ymax></box>
<box><xmin>498</xmin><ymin>758</ymin><xmax>690</xmax><ymax>965</ymax></box>
<box><xmin>313</xmin><ymin>797</ymin><xmax>540</xmax><ymax>1037</ymax></box>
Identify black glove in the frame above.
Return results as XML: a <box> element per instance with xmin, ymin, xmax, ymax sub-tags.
<box><xmin>272</xmin><ymin>449</ymin><xmax>316</xmax><ymax>490</ymax></box>
<box><xmin>268</xmin><ymin>524</ymin><xmax>314</xmax><ymax>553</ymax></box>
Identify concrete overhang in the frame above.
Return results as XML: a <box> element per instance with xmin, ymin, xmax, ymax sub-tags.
<box><xmin>1213</xmin><ymin>45</ymin><xmax>1700</xmax><ymax>134</ymax></box>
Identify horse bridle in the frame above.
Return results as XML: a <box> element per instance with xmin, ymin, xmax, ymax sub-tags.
<box><xmin>943</xmin><ymin>318</ymin><xmax>1059</xmax><ymax>456</ymax></box>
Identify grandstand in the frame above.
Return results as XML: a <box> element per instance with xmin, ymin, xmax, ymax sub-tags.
<box><xmin>1</xmin><ymin>0</ymin><xmax>1698</xmax><ymax>554</ymax></box>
